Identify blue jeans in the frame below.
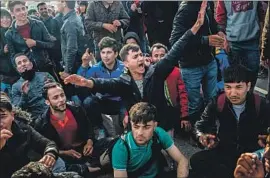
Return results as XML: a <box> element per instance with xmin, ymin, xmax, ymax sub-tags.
<box><xmin>181</xmin><ymin>60</ymin><xmax>217</xmax><ymax>121</ymax></box>
<box><xmin>52</xmin><ymin>158</ymin><xmax>66</xmax><ymax>173</ymax></box>
<box><xmin>230</xmin><ymin>46</ymin><xmax>260</xmax><ymax>88</ymax></box>
<box><xmin>0</xmin><ymin>82</ymin><xmax>11</xmax><ymax>96</ymax></box>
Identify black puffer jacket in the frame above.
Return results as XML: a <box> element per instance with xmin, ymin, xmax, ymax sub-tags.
<box><xmin>5</xmin><ymin>18</ymin><xmax>54</xmax><ymax>71</ymax></box>
<box><xmin>170</xmin><ymin>1</ymin><xmax>218</xmax><ymax>68</ymax></box>
<box><xmin>195</xmin><ymin>93</ymin><xmax>270</xmax><ymax>154</ymax></box>
<box><xmin>0</xmin><ymin>117</ymin><xmax>58</xmax><ymax>178</ymax></box>
<box><xmin>34</xmin><ymin>103</ymin><xmax>95</xmax><ymax>148</ymax></box>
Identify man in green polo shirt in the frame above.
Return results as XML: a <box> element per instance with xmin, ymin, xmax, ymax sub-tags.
<box><xmin>112</xmin><ymin>102</ymin><xmax>189</xmax><ymax>178</ymax></box>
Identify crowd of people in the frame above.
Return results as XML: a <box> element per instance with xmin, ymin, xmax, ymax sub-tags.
<box><xmin>0</xmin><ymin>1</ymin><xmax>270</xmax><ymax>178</ymax></box>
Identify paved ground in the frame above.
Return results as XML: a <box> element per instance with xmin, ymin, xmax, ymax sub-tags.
<box><xmin>97</xmin><ymin>136</ymin><xmax>201</xmax><ymax>178</ymax></box>
<box><xmin>96</xmin><ymin>75</ymin><xmax>269</xmax><ymax>178</ymax></box>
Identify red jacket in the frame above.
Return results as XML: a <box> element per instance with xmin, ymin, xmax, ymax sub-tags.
<box><xmin>164</xmin><ymin>67</ymin><xmax>189</xmax><ymax>119</ymax></box>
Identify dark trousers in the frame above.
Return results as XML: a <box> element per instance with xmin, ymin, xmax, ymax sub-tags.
<box><xmin>190</xmin><ymin>148</ymin><xmax>239</xmax><ymax>178</ymax></box>
<box><xmin>267</xmin><ymin>66</ymin><xmax>270</xmax><ymax>102</ymax></box>
<box><xmin>83</xmin><ymin>96</ymin><xmax>125</xmax><ymax>129</ymax></box>
<box><xmin>61</xmin><ymin>138</ymin><xmax>112</xmax><ymax>175</ymax></box>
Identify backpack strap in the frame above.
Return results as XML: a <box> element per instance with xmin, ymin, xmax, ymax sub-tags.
<box><xmin>217</xmin><ymin>93</ymin><xmax>261</xmax><ymax>117</ymax></box>
<box><xmin>217</xmin><ymin>93</ymin><xmax>226</xmax><ymax>112</ymax></box>
<box><xmin>121</xmin><ymin>135</ymin><xmax>131</xmax><ymax>163</ymax></box>
<box><xmin>253</xmin><ymin>93</ymin><xmax>261</xmax><ymax>117</ymax></box>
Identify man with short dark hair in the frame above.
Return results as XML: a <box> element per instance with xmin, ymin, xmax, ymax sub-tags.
<box><xmin>75</xmin><ymin>37</ymin><xmax>125</xmax><ymax>136</ymax></box>
<box><xmin>84</xmin><ymin>1</ymin><xmax>130</xmax><ymax>59</ymax></box>
<box><xmin>58</xmin><ymin>0</ymin><xmax>85</xmax><ymax>78</ymax></box>
<box><xmin>150</xmin><ymin>43</ymin><xmax>168</xmax><ymax>63</ymax></box>
<box><xmin>11</xmin><ymin>53</ymin><xmax>55</xmax><ymax>120</ymax></box>
<box><xmin>190</xmin><ymin>65</ymin><xmax>270</xmax><ymax>178</ymax></box>
<box><xmin>0</xmin><ymin>92</ymin><xmax>58</xmax><ymax>178</ymax></box>
<box><xmin>150</xmin><ymin>43</ymin><xmax>190</xmax><ymax>135</ymax></box>
<box><xmin>112</xmin><ymin>102</ymin><xmax>189</xmax><ymax>177</ymax></box>
<box><xmin>64</xmin><ymin>2</ymin><xmax>207</xmax><ymax>131</ymax></box>
<box><xmin>37</xmin><ymin>2</ymin><xmax>62</xmax><ymax>73</ymax></box>
<box><xmin>5</xmin><ymin>1</ymin><xmax>55</xmax><ymax>74</ymax></box>
<box><xmin>34</xmin><ymin>82</ymin><xmax>110</xmax><ymax>176</ymax></box>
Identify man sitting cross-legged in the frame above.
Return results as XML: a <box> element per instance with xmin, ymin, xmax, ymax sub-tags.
<box><xmin>34</xmin><ymin>82</ymin><xmax>111</xmax><ymax>176</ymax></box>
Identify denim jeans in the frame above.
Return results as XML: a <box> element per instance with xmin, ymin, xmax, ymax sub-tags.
<box><xmin>230</xmin><ymin>46</ymin><xmax>260</xmax><ymax>88</ymax></box>
<box><xmin>0</xmin><ymin>82</ymin><xmax>11</xmax><ymax>97</ymax></box>
<box><xmin>52</xmin><ymin>158</ymin><xmax>66</xmax><ymax>173</ymax></box>
<box><xmin>181</xmin><ymin>60</ymin><xmax>217</xmax><ymax>122</ymax></box>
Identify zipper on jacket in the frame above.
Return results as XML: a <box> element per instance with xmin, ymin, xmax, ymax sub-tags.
<box><xmin>228</xmin><ymin>105</ymin><xmax>240</xmax><ymax>150</ymax></box>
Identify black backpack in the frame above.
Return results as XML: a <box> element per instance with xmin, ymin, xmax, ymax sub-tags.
<box><xmin>101</xmin><ymin>131</ymin><xmax>166</xmax><ymax>177</ymax></box>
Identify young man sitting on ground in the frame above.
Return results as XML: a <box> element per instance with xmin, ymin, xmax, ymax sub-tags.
<box><xmin>112</xmin><ymin>102</ymin><xmax>189</xmax><ymax>178</ymax></box>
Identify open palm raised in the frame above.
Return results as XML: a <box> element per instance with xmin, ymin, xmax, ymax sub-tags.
<box><xmin>197</xmin><ymin>1</ymin><xmax>207</xmax><ymax>26</ymax></box>
<box><xmin>64</xmin><ymin>74</ymin><xmax>89</xmax><ymax>87</ymax></box>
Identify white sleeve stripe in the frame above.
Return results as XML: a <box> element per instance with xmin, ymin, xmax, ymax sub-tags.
<box><xmin>113</xmin><ymin>168</ymin><xmax>127</xmax><ymax>171</ymax></box>
<box><xmin>165</xmin><ymin>143</ymin><xmax>174</xmax><ymax>151</ymax></box>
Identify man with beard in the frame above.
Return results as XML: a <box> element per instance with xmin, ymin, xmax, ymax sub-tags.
<box><xmin>11</xmin><ymin>53</ymin><xmax>55</xmax><ymax>120</ymax></box>
<box><xmin>34</xmin><ymin>82</ymin><xmax>111</xmax><ymax>176</ymax></box>
<box><xmin>37</xmin><ymin>2</ymin><xmax>62</xmax><ymax>74</ymax></box>
<box><xmin>64</xmin><ymin>1</ymin><xmax>207</xmax><ymax>131</ymax></box>
<box><xmin>189</xmin><ymin>65</ymin><xmax>270</xmax><ymax>178</ymax></box>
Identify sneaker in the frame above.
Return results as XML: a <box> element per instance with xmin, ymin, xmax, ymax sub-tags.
<box><xmin>258</xmin><ymin>68</ymin><xmax>268</xmax><ymax>79</ymax></box>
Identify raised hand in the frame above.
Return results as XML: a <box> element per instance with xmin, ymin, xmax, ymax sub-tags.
<box><xmin>82</xmin><ymin>48</ymin><xmax>94</xmax><ymax>67</ymax></box>
<box><xmin>197</xmin><ymin>0</ymin><xmax>207</xmax><ymax>26</ymax></box>
<box><xmin>191</xmin><ymin>0</ymin><xmax>207</xmax><ymax>35</ymax></box>
<box><xmin>64</xmin><ymin>74</ymin><xmax>93</xmax><ymax>88</ymax></box>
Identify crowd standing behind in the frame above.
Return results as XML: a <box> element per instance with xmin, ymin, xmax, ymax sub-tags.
<box><xmin>0</xmin><ymin>1</ymin><xmax>270</xmax><ymax>178</ymax></box>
